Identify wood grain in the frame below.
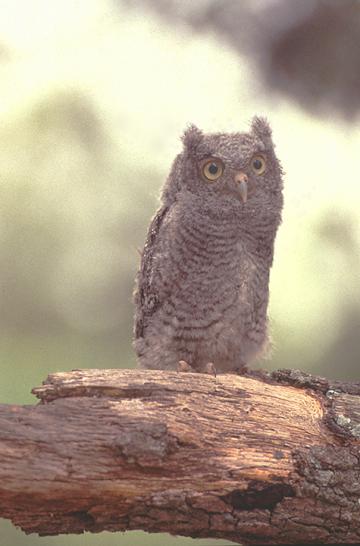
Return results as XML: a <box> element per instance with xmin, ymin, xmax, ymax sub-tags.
<box><xmin>0</xmin><ymin>368</ymin><xmax>360</xmax><ymax>544</ymax></box>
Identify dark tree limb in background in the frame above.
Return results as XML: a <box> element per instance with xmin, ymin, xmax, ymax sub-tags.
<box><xmin>122</xmin><ymin>0</ymin><xmax>360</xmax><ymax>120</ymax></box>
<box><xmin>1</xmin><ymin>368</ymin><xmax>360</xmax><ymax>544</ymax></box>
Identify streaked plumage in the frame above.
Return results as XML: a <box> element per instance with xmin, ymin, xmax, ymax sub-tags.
<box><xmin>134</xmin><ymin>117</ymin><xmax>283</xmax><ymax>373</ymax></box>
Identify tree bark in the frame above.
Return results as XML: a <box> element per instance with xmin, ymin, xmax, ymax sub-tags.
<box><xmin>1</xmin><ymin>368</ymin><xmax>360</xmax><ymax>544</ymax></box>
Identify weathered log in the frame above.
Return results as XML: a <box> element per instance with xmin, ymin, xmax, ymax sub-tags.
<box><xmin>1</xmin><ymin>368</ymin><xmax>360</xmax><ymax>544</ymax></box>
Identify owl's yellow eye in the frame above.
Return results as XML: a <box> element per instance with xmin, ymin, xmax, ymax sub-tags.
<box><xmin>201</xmin><ymin>158</ymin><xmax>224</xmax><ymax>181</ymax></box>
<box><xmin>251</xmin><ymin>154</ymin><xmax>266</xmax><ymax>175</ymax></box>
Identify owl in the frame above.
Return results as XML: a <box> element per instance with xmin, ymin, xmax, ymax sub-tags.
<box><xmin>133</xmin><ymin>117</ymin><xmax>283</xmax><ymax>374</ymax></box>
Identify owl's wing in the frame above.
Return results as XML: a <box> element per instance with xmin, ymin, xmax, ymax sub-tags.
<box><xmin>134</xmin><ymin>204</ymin><xmax>170</xmax><ymax>340</ymax></box>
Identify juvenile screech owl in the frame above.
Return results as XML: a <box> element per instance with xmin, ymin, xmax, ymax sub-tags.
<box><xmin>133</xmin><ymin>117</ymin><xmax>283</xmax><ymax>373</ymax></box>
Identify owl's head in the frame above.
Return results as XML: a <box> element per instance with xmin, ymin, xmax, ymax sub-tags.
<box><xmin>163</xmin><ymin>117</ymin><xmax>283</xmax><ymax>228</ymax></box>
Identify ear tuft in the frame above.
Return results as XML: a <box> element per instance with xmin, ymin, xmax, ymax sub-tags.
<box><xmin>251</xmin><ymin>116</ymin><xmax>273</xmax><ymax>145</ymax></box>
<box><xmin>181</xmin><ymin>124</ymin><xmax>203</xmax><ymax>153</ymax></box>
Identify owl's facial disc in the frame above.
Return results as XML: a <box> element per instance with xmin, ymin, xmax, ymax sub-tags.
<box><xmin>198</xmin><ymin>153</ymin><xmax>267</xmax><ymax>205</ymax></box>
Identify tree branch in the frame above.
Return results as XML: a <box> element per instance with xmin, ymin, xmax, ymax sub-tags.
<box><xmin>1</xmin><ymin>368</ymin><xmax>360</xmax><ymax>544</ymax></box>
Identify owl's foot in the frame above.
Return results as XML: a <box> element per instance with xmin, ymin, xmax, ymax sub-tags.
<box><xmin>204</xmin><ymin>362</ymin><xmax>217</xmax><ymax>377</ymax></box>
<box><xmin>231</xmin><ymin>360</ymin><xmax>248</xmax><ymax>375</ymax></box>
<box><xmin>177</xmin><ymin>360</ymin><xmax>216</xmax><ymax>376</ymax></box>
<box><xmin>245</xmin><ymin>367</ymin><xmax>272</xmax><ymax>382</ymax></box>
<box><xmin>177</xmin><ymin>360</ymin><xmax>194</xmax><ymax>373</ymax></box>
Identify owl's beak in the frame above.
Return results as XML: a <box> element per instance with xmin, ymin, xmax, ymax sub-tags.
<box><xmin>234</xmin><ymin>172</ymin><xmax>248</xmax><ymax>203</ymax></box>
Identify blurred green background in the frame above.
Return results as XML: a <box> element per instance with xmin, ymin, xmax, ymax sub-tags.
<box><xmin>0</xmin><ymin>0</ymin><xmax>359</xmax><ymax>545</ymax></box>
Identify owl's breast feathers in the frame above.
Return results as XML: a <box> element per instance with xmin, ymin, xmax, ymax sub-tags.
<box><xmin>134</xmin><ymin>201</ymin><xmax>271</xmax><ymax>345</ymax></box>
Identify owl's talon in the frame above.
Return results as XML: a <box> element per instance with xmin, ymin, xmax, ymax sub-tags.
<box><xmin>231</xmin><ymin>361</ymin><xmax>248</xmax><ymax>375</ymax></box>
<box><xmin>204</xmin><ymin>362</ymin><xmax>217</xmax><ymax>377</ymax></box>
<box><xmin>177</xmin><ymin>360</ymin><xmax>194</xmax><ymax>373</ymax></box>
